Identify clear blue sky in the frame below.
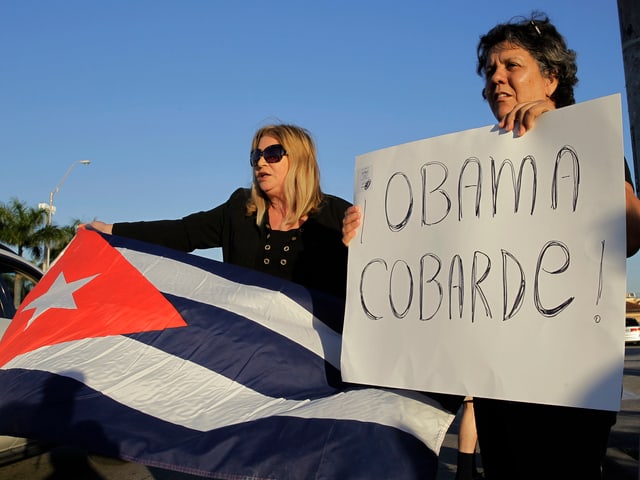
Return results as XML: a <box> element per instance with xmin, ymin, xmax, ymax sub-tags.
<box><xmin>3</xmin><ymin>1</ymin><xmax>639</xmax><ymax>292</ymax></box>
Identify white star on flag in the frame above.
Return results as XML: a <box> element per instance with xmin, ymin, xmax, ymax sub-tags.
<box><xmin>21</xmin><ymin>271</ymin><xmax>99</xmax><ymax>329</ymax></box>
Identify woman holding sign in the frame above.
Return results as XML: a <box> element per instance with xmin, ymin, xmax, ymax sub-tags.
<box><xmin>472</xmin><ymin>14</ymin><xmax>640</xmax><ymax>480</ymax></box>
<box><xmin>343</xmin><ymin>12</ymin><xmax>640</xmax><ymax>480</ymax></box>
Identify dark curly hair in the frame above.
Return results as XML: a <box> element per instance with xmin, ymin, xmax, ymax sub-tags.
<box><xmin>476</xmin><ymin>13</ymin><xmax>578</xmax><ymax>108</ymax></box>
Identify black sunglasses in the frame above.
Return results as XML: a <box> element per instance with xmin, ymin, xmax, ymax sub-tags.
<box><xmin>250</xmin><ymin>144</ymin><xmax>287</xmax><ymax>167</ymax></box>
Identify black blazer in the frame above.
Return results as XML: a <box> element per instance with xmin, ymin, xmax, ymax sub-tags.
<box><xmin>113</xmin><ymin>188</ymin><xmax>351</xmax><ymax>299</ymax></box>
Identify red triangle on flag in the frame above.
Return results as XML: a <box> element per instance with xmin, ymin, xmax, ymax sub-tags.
<box><xmin>0</xmin><ymin>228</ymin><xmax>187</xmax><ymax>366</ymax></box>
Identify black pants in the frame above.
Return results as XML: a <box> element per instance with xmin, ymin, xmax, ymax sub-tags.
<box><xmin>474</xmin><ymin>397</ymin><xmax>616</xmax><ymax>480</ymax></box>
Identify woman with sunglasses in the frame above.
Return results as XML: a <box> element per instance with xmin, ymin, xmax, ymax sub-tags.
<box><xmin>88</xmin><ymin>123</ymin><xmax>351</xmax><ymax>302</ymax></box>
<box><xmin>343</xmin><ymin>12</ymin><xmax>640</xmax><ymax>480</ymax></box>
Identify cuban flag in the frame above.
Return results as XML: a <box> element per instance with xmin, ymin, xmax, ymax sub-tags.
<box><xmin>0</xmin><ymin>227</ymin><xmax>455</xmax><ymax>479</ymax></box>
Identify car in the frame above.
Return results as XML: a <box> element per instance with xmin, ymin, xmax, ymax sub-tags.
<box><xmin>0</xmin><ymin>244</ymin><xmax>45</xmax><ymax>466</ymax></box>
<box><xmin>626</xmin><ymin>317</ymin><xmax>640</xmax><ymax>345</ymax></box>
<box><xmin>0</xmin><ymin>244</ymin><xmax>42</xmax><ymax>334</ymax></box>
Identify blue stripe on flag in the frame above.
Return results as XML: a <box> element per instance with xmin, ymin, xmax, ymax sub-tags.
<box><xmin>0</xmin><ymin>370</ymin><xmax>441</xmax><ymax>479</ymax></box>
<box><xmin>131</xmin><ymin>294</ymin><xmax>342</xmax><ymax>399</ymax></box>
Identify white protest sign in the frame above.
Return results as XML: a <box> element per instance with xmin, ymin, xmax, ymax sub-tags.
<box><xmin>341</xmin><ymin>95</ymin><xmax>626</xmax><ymax>411</ymax></box>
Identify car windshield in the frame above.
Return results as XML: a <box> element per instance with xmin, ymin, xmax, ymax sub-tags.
<box><xmin>0</xmin><ymin>267</ymin><xmax>39</xmax><ymax>319</ymax></box>
<box><xmin>626</xmin><ymin>317</ymin><xmax>639</xmax><ymax>327</ymax></box>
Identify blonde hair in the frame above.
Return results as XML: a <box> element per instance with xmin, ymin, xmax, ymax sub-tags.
<box><xmin>247</xmin><ymin>124</ymin><xmax>323</xmax><ymax>227</ymax></box>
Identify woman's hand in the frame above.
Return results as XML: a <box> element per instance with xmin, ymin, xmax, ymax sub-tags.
<box><xmin>626</xmin><ymin>181</ymin><xmax>640</xmax><ymax>257</ymax></box>
<box><xmin>499</xmin><ymin>98</ymin><xmax>555</xmax><ymax>137</ymax></box>
<box><xmin>342</xmin><ymin>205</ymin><xmax>362</xmax><ymax>247</ymax></box>
<box><xmin>80</xmin><ymin>220</ymin><xmax>114</xmax><ymax>234</ymax></box>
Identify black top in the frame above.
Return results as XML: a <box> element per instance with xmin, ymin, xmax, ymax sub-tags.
<box><xmin>113</xmin><ymin>188</ymin><xmax>352</xmax><ymax>299</ymax></box>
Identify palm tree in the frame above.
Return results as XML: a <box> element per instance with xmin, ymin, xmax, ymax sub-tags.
<box><xmin>49</xmin><ymin>219</ymin><xmax>81</xmax><ymax>261</ymax></box>
<box><xmin>0</xmin><ymin>197</ymin><xmax>68</xmax><ymax>265</ymax></box>
<box><xmin>0</xmin><ymin>198</ymin><xmax>79</xmax><ymax>307</ymax></box>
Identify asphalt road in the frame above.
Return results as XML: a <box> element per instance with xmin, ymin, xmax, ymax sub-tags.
<box><xmin>1</xmin><ymin>345</ymin><xmax>638</xmax><ymax>480</ymax></box>
<box><xmin>438</xmin><ymin>343</ymin><xmax>640</xmax><ymax>479</ymax></box>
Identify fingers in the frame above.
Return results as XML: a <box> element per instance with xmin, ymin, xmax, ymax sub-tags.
<box><xmin>626</xmin><ymin>182</ymin><xmax>640</xmax><ymax>257</ymax></box>
<box><xmin>499</xmin><ymin>99</ymin><xmax>555</xmax><ymax>137</ymax></box>
<box><xmin>342</xmin><ymin>205</ymin><xmax>362</xmax><ymax>247</ymax></box>
<box><xmin>85</xmin><ymin>220</ymin><xmax>113</xmax><ymax>234</ymax></box>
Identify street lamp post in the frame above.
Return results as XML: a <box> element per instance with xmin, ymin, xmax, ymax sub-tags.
<box><xmin>41</xmin><ymin>159</ymin><xmax>91</xmax><ymax>271</ymax></box>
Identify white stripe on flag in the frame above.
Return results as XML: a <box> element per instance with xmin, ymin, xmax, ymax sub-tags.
<box><xmin>121</xmin><ymin>249</ymin><xmax>342</xmax><ymax>369</ymax></box>
<box><xmin>4</xmin><ymin>336</ymin><xmax>452</xmax><ymax>453</ymax></box>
